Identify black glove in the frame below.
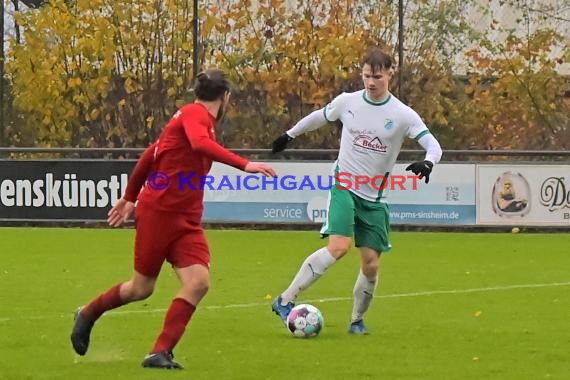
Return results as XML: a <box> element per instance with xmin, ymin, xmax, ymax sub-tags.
<box><xmin>405</xmin><ymin>160</ymin><xmax>434</xmax><ymax>184</ymax></box>
<box><xmin>271</xmin><ymin>133</ymin><xmax>293</xmax><ymax>153</ymax></box>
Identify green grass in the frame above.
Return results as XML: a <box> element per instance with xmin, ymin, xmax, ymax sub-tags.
<box><xmin>0</xmin><ymin>228</ymin><xmax>569</xmax><ymax>379</ymax></box>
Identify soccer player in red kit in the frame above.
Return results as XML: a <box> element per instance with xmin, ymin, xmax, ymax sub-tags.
<box><xmin>70</xmin><ymin>69</ymin><xmax>276</xmax><ymax>369</ymax></box>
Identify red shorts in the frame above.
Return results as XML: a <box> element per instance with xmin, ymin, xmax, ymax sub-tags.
<box><xmin>134</xmin><ymin>204</ymin><xmax>210</xmax><ymax>278</ymax></box>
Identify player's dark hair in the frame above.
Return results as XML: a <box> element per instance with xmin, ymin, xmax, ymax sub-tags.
<box><xmin>194</xmin><ymin>68</ymin><xmax>231</xmax><ymax>101</ymax></box>
<box><xmin>362</xmin><ymin>48</ymin><xmax>393</xmax><ymax>72</ymax></box>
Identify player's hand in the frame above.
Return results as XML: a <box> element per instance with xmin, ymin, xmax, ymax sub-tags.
<box><xmin>271</xmin><ymin>133</ymin><xmax>293</xmax><ymax>153</ymax></box>
<box><xmin>244</xmin><ymin>162</ymin><xmax>277</xmax><ymax>177</ymax></box>
<box><xmin>107</xmin><ymin>198</ymin><xmax>135</xmax><ymax>227</ymax></box>
<box><xmin>405</xmin><ymin>160</ymin><xmax>434</xmax><ymax>184</ymax></box>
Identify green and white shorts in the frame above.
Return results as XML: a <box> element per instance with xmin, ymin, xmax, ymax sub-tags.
<box><xmin>320</xmin><ymin>184</ymin><xmax>392</xmax><ymax>254</ymax></box>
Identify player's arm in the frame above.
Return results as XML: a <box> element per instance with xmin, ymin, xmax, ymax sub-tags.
<box><xmin>108</xmin><ymin>142</ymin><xmax>157</xmax><ymax>227</ymax></box>
<box><xmin>183</xmin><ymin>116</ymin><xmax>276</xmax><ymax>176</ymax></box>
<box><xmin>286</xmin><ymin>109</ymin><xmax>330</xmax><ymax>138</ymax></box>
<box><xmin>123</xmin><ymin>141</ymin><xmax>158</xmax><ymax>202</ymax></box>
<box><xmin>404</xmin><ymin>112</ymin><xmax>443</xmax><ymax>184</ymax></box>
<box><xmin>416</xmin><ymin>132</ymin><xmax>442</xmax><ymax>165</ymax></box>
<box><xmin>272</xmin><ymin>93</ymin><xmax>347</xmax><ymax>153</ymax></box>
<box><xmin>183</xmin><ymin>113</ymin><xmax>249</xmax><ymax>170</ymax></box>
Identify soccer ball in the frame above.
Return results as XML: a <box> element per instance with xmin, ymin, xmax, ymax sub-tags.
<box><xmin>286</xmin><ymin>304</ymin><xmax>324</xmax><ymax>338</ymax></box>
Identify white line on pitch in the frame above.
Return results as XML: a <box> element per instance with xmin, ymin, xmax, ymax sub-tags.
<box><xmin>1</xmin><ymin>281</ymin><xmax>569</xmax><ymax>323</ymax></box>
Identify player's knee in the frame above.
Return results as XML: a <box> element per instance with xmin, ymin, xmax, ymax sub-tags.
<box><xmin>131</xmin><ymin>284</ymin><xmax>154</xmax><ymax>301</ymax></box>
<box><xmin>193</xmin><ymin>279</ymin><xmax>209</xmax><ymax>296</ymax></box>
<box><xmin>327</xmin><ymin>245</ymin><xmax>350</xmax><ymax>259</ymax></box>
<box><xmin>362</xmin><ymin>263</ymin><xmax>379</xmax><ymax>278</ymax></box>
<box><xmin>183</xmin><ymin>278</ymin><xmax>209</xmax><ymax>299</ymax></box>
<box><xmin>327</xmin><ymin>236</ymin><xmax>352</xmax><ymax>259</ymax></box>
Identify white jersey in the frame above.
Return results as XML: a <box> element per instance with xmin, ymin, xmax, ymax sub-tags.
<box><xmin>323</xmin><ymin>90</ymin><xmax>430</xmax><ymax>202</ymax></box>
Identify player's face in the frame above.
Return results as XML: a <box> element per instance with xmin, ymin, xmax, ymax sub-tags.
<box><xmin>362</xmin><ymin>64</ymin><xmax>392</xmax><ymax>101</ymax></box>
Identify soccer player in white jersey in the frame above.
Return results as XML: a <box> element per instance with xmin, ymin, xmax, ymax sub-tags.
<box><xmin>270</xmin><ymin>47</ymin><xmax>443</xmax><ymax>334</ymax></box>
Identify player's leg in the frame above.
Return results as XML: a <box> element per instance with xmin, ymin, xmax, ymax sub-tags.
<box><xmin>71</xmin><ymin>271</ymin><xmax>158</xmax><ymax>356</ymax></box>
<box><xmin>143</xmin><ymin>223</ymin><xmax>210</xmax><ymax>369</ymax></box>
<box><xmin>142</xmin><ymin>264</ymin><xmax>208</xmax><ymax>370</ymax></box>
<box><xmin>273</xmin><ymin>186</ymin><xmax>354</xmax><ymax>323</ymax></box>
<box><xmin>349</xmin><ymin>199</ymin><xmax>391</xmax><ymax>334</ymax></box>
<box><xmin>80</xmin><ymin>205</ymin><xmax>166</xmax><ymax>321</ymax></box>
<box><xmin>349</xmin><ymin>248</ymin><xmax>380</xmax><ymax>334</ymax></box>
<box><xmin>82</xmin><ymin>269</ymin><xmax>158</xmax><ymax>318</ymax></box>
<box><xmin>71</xmin><ymin>205</ymin><xmax>167</xmax><ymax>356</ymax></box>
<box><xmin>151</xmin><ymin>264</ymin><xmax>208</xmax><ymax>354</ymax></box>
<box><xmin>278</xmin><ymin>234</ymin><xmax>351</xmax><ymax>304</ymax></box>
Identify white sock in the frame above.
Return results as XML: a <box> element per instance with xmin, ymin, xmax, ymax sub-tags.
<box><xmin>351</xmin><ymin>270</ymin><xmax>378</xmax><ymax>323</ymax></box>
<box><xmin>281</xmin><ymin>247</ymin><xmax>336</xmax><ymax>304</ymax></box>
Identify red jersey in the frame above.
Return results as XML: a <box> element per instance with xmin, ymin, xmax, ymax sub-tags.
<box><xmin>123</xmin><ymin>103</ymin><xmax>249</xmax><ymax>220</ymax></box>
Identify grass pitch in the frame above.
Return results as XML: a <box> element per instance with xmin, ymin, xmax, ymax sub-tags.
<box><xmin>0</xmin><ymin>228</ymin><xmax>568</xmax><ymax>379</ymax></box>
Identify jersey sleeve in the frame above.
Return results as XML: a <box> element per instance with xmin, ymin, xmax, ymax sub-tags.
<box><xmin>123</xmin><ymin>141</ymin><xmax>158</xmax><ymax>202</ymax></box>
<box><xmin>323</xmin><ymin>92</ymin><xmax>348</xmax><ymax>122</ymax></box>
<box><xmin>417</xmin><ymin>133</ymin><xmax>443</xmax><ymax>164</ymax></box>
<box><xmin>404</xmin><ymin>108</ymin><xmax>443</xmax><ymax>164</ymax></box>
<box><xmin>286</xmin><ymin>109</ymin><xmax>329</xmax><ymax>138</ymax></box>
<box><xmin>182</xmin><ymin>110</ymin><xmax>249</xmax><ymax>170</ymax></box>
<box><xmin>405</xmin><ymin>109</ymin><xmax>430</xmax><ymax>141</ymax></box>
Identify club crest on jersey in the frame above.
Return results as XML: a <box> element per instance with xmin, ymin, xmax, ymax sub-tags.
<box><xmin>384</xmin><ymin>119</ymin><xmax>394</xmax><ymax>130</ymax></box>
<box><xmin>353</xmin><ymin>135</ymin><xmax>387</xmax><ymax>154</ymax></box>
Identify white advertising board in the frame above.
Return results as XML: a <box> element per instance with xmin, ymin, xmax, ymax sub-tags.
<box><xmin>477</xmin><ymin>165</ymin><xmax>570</xmax><ymax>226</ymax></box>
<box><xmin>203</xmin><ymin>162</ymin><xmax>475</xmax><ymax>225</ymax></box>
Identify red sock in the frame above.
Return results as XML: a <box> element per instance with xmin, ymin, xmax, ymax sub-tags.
<box><xmin>82</xmin><ymin>283</ymin><xmax>126</xmax><ymax>322</ymax></box>
<box><xmin>152</xmin><ymin>298</ymin><xmax>196</xmax><ymax>353</ymax></box>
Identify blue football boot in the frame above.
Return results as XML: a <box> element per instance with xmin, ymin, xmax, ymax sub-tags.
<box><xmin>348</xmin><ymin>319</ymin><xmax>369</xmax><ymax>335</ymax></box>
<box><xmin>271</xmin><ymin>296</ymin><xmax>294</xmax><ymax>324</ymax></box>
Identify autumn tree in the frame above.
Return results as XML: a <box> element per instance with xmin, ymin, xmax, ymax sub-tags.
<box><xmin>4</xmin><ymin>0</ymin><xmax>567</xmax><ymax>151</ymax></box>
<box><xmin>200</xmin><ymin>0</ymin><xmax>477</xmax><ymax>151</ymax></box>
<box><xmin>395</xmin><ymin>0</ymin><xmax>482</xmax><ymax>150</ymax></box>
<box><xmin>2</xmin><ymin>0</ymin><xmax>493</xmax><ymax>150</ymax></box>
<box><xmin>6</xmin><ymin>0</ymin><xmax>198</xmax><ymax>148</ymax></box>
<box><xmin>201</xmin><ymin>0</ymin><xmax>383</xmax><ymax>149</ymax></box>
<box><xmin>460</xmin><ymin>0</ymin><xmax>569</xmax><ymax>149</ymax></box>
